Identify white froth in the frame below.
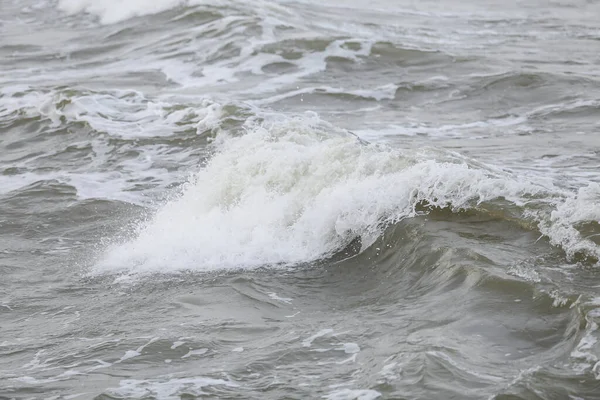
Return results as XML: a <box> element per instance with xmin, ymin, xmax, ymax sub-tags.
<box><xmin>171</xmin><ymin>341</ymin><xmax>185</xmax><ymax>349</ymax></box>
<box><xmin>119</xmin><ymin>350</ymin><xmax>140</xmax><ymax>362</ymax></box>
<box><xmin>324</xmin><ymin>389</ymin><xmax>381</xmax><ymax>400</ymax></box>
<box><xmin>267</xmin><ymin>292</ymin><xmax>293</xmax><ymax>304</ymax></box>
<box><xmin>94</xmin><ymin>114</ymin><xmax>600</xmax><ymax>275</ymax></box>
<box><xmin>302</xmin><ymin>328</ymin><xmax>334</xmax><ymax>348</ymax></box>
<box><xmin>8</xmin><ymin>89</ymin><xmax>223</xmax><ymax>139</ymax></box>
<box><xmin>340</xmin><ymin>343</ymin><xmax>360</xmax><ymax>354</ymax></box>
<box><xmin>0</xmin><ymin>87</ymin><xmax>226</xmax><ymax>203</ymax></box>
<box><xmin>106</xmin><ymin>376</ymin><xmax>236</xmax><ymax>399</ymax></box>
<box><xmin>538</xmin><ymin>183</ymin><xmax>600</xmax><ymax>261</ymax></box>
<box><xmin>182</xmin><ymin>348</ymin><xmax>208</xmax><ymax>358</ymax></box>
<box><xmin>58</xmin><ymin>0</ymin><xmax>190</xmax><ymax>24</ymax></box>
<box><xmin>56</xmin><ymin>0</ymin><xmax>287</xmax><ymax>25</ymax></box>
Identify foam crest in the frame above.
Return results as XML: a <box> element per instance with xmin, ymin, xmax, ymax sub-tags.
<box><xmin>56</xmin><ymin>0</ymin><xmax>285</xmax><ymax>24</ymax></box>
<box><xmin>58</xmin><ymin>0</ymin><xmax>191</xmax><ymax>24</ymax></box>
<box><xmin>0</xmin><ymin>87</ymin><xmax>224</xmax><ymax>138</ymax></box>
<box><xmin>538</xmin><ymin>183</ymin><xmax>600</xmax><ymax>261</ymax></box>
<box><xmin>97</xmin><ymin>114</ymin><xmax>543</xmax><ymax>275</ymax></box>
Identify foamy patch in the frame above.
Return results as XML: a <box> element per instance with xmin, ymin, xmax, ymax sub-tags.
<box><xmin>58</xmin><ymin>0</ymin><xmax>190</xmax><ymax>24</ymax></box>
<box><xmin>105</xmin><ymin>376</ymin><xmax>237</xmax><ymax>399</ymax></box>
<box><xmin>339</xmin><ymin>343</ymin><xmax>360</xmax><ymax>354</ymax></box>
<box><xmin>1</xmin><ymin>88</ymin><xmax>224</xmax><ymax>139</ymax></box>
<box><xmin>324</xmin><ymin>389</ymin><xmax>381</xmax><ymax>400</ymax></box>
<box><xmin>182</xmin><ymin>348</ymin><xmax>208</xmax><ymax>358</ymax></box>
<box><xmin>0</xmin><ymin>88</ymin><xmax>227</xmax><ymax>203</ymax></box>
<box><xmin>303</xmin><ymin>329</ymin><xmax>334</xmax><ymax>348</ymax></box>
<box><xmin>538</xmin><ymin>183</ymin><xmax>600</xmax><ymax>261</ymax></box>
<box><xmin>95</xmin><ymin>114</ymin><xmax>600</xmax><ymax>275</ymax></box>
<box><xmin>57</xmin><ymin>0</ymin><xmax>278</xmax><ymax>25</ymax></box>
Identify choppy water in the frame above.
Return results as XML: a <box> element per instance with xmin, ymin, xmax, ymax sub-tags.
<box><xmin>1</xmin><ymin>0</ymin><xmax>600</xmax><ymax>399</ymax></box>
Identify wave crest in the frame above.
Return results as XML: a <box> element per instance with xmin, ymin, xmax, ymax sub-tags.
<box><xmin>94</xmin><ymin>114</ymin><xmax>600</xmax><ymax>275</ymax></box>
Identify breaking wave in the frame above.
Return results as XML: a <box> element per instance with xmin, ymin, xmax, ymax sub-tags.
<box><xmin>96</xmin><ymin>113</ymin><xmax>600</xmax><ymax>275</ymax></box>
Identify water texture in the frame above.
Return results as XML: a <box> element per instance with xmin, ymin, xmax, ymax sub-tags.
<box><xmin>1</xmin><ymin>0</ymin><xmax>600</xmax><ymax>399</ymax></box>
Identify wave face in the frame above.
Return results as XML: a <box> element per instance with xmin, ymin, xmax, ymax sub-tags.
<box><xmin>97</xmin><ymin>113</ymin><xmax>599</xmax><ymax>275</ymax></box>
<box><xmin>3</xmin><ymin>0</ymin><xmax>600</xmax><ymax>399</ymax></box>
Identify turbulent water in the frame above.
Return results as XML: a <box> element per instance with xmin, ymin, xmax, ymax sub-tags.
<box><xmin>2</xmin><ymin>0</ymin><xmax>600</xmax><ymax>399</ymax></box>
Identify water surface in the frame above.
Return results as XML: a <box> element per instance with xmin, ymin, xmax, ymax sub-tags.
<box><xmin>1</xmin><ymin>0</ymin><xmax>600</xmax><ymax>399</ymax></box>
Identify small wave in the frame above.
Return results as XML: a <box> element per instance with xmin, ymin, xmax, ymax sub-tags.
<box><xmin>95</xmin><ymin>113</ymin><xmax>600</xmax><ymax>276</ymax></box>
<box><xmin>0</xmin><ymin>88</ymin><xmax>256</xmax><ymax>204</ymax></box>
<box><xmin>0</xmin><ymin>87</ymin><xmax>226</xmax><ymax>138</ymax></box>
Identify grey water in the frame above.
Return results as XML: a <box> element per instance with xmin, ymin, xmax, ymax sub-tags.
<box><xmin>1</xmin><ymin>0</ymin><xmax>600</xmax><ymax>399</ymax></box>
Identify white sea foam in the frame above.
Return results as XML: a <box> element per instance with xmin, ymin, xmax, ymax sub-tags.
<box><xmin>324</xmin><ymin>389</ymin><xmax>381</xmax><ymax>400</ymax></box>
<box><xmin>303</xmin><ymin>329</ymin><xmax>334</xmax><ymax>348</ymax></box>
<box><xmin>58</xmin><ymin>0</ymin><xmax>190</xmax><ymax>24</ymax></box>
<box><xmin>537</xmin><ymin>183</ymin><xmax>600</xmax><ymax>261</ymax></box>
<box><xmin>94</xmin><ymin>113</ymin><xmax>600</xmax><ymax>275</ymax></box>
<box><xmin>182</xmin><ymin>348</ymin><xmax>208</xmax><ymax>358</ymax></box>
<box><xmin>340</xmin><ymin>343</ymin><xmax>360</xmax><ymax>354</ymax></box>
<box><xmin>56</xmin><ymin>0</ymin><xmax>289</xmax><ymax>25</ymax></box>
<box><xmin>0</xmin><ymin>87</ymin><xmax>223</xmax><ymax>139</ymax></box>
<box><xmin>0</xmin><ymin>87</ymin><xmax>227</xmax><ymax>203</ymax></box>
<box><xmin>105</xmin><ymin>376</ymin><xmax>237</xmax><ymax>399</ymax></box>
